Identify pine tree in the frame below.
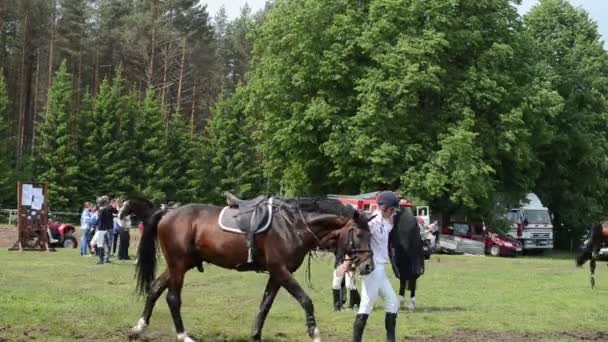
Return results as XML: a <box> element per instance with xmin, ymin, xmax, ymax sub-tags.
<box><xmin>138</xmin><ymin>89</ymin><xmax>167</xmax><ymax>201</ymax></box>
<box><xmin>76</xmin><ymin>90</ymin><xmax>98</xmax><ymax>201</ymax></box>
<box><xmin>37</xmin><ymin>61</ymin><xmax>80</xmax><ymax>209</ymax></box>
<box><xmin>90</xmin><ymin>67</ymin><xmax>138</xmax><ymax>197</ymax></box>
<box><xmin>207</xmin><ymin>89</ymin><xmax>263</xmax><ymax>200</ymax></box>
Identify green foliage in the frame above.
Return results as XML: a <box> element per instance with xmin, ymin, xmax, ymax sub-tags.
<box><xmin>36</xmin><ymin>61</ymin><xmax>80</xmax><ymax>210</ymax></box>
<box><xmin>525</xmin><ymin>0</ymin><xmax>608</xmax><ymax>242</ymax></box>
<box><xmin>207</xmin><ymin>88</ymin><xmax>264</xmax><ymax>200</ymax></box>
<box><xmin>85</xmin><ymin>67</ymin><xmax>138</xmax><ymax>198</ymax></box>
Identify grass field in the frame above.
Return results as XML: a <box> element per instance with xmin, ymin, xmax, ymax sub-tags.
<box><xmin>1</xmin><ymin>243</ymin><xmax>607</xmax><ymax>342</ymax></box>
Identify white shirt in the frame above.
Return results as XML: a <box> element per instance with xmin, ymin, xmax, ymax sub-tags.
<box><xmin>368</xmin><ymin>210</ymin><xmax>393</xmax><ymax>264</ymax></box>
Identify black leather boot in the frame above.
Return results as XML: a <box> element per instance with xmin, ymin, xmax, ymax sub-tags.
<box><xmin>332</xmin><ymin>289</ymin><xmax>342</xmax><ymax>311</ymax></box>
<box><xmin>352</xmin><ymin>314</ymin><xmax>368</xmax><ymax>342</ymax></box>
<box><xmin>385</xmin><ymin>312</ymin><xmax>397</xmax><ymax>342</ymax></box>
<box><xmin>349</xmin><ymin>289</ymin><xmax>361</xmax><ymax>309</ymax></box>
<box><xmin>97</xmin><ymin>247</ymin><xmax>104</xmax><ymax>264</ymax></box>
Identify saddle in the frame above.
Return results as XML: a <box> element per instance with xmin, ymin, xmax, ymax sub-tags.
<box><xmin>219</xmin><ymin>192</ymin><xmax>273</xmax><ymax>234</ymax></box>
<box><xmin>220</xmin><ymin>193</ymin><xmax>275</xmax><ymax>268</ymax></box>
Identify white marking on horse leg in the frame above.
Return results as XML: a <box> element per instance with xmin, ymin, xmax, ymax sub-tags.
<box><xmin>408</xmin><ymin>297</ymin><xmax>416</xmax><ymax>312</ymax></box>
<box><xmin>130</xmin><ymin>317</ymin><xmax>147</xmax><ymax>335</ymax></box>
<box><xmin>177</xmin><ymin>332</ymin><xmax>194</xmax><ymax>342</ymax></box>
<box><xmin>312</xmin><ymin>327</ymin><xmax>321</xmax><ymax>342</ymax></box>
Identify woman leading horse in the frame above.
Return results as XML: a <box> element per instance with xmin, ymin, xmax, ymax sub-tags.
<box><xmin>128</xmin><ymin>196</ymin><xmax>374</xmax><ymax>342</ymax></box>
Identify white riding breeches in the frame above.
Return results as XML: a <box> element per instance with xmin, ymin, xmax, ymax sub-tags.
<box><xmin>332</xmin><ymin>270</ymin><xmax>357</xmax><ymax>290</ymax></box>
<box><xmin>358</xmin><ymin>263</ymin><xmax>399</xmax><ymax>314</ymax></box>
<box><xmin>91</xmin><ymin>230</ymin><xmax>106</xmax><ymax>248</ymax></box>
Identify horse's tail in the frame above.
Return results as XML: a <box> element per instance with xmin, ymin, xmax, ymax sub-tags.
<box><xmin>576</xmin><ymin>224</ymin><xmax>601</xmax><ymax>267</ymax></box>
<box><xmin>136</xmin><ymin>209</ymin><xmax>168</xmax><ymax>296</ymax></box>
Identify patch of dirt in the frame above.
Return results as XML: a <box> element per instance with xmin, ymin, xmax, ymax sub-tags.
<box><xmin>0</xmin><ymin>225</ymin><xmax>17</xmax><ymax>247</ymax></box>
<box><xmin>405</xmin><ymin>330</ymin><xmax>608</xmax><ymax>341</ymax></box>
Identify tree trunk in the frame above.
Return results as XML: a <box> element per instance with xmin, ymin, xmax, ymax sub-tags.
<box><xmin>32</xmin><ymin>47</ymin><xmax>40</xmax><ymax>155</ymax></box>
<box><xmin>46</xmin><ymin>0</ymin><xmax>56</xmax><ymax>115</ymax></box>
<box><xmin>190</xmin><ymin>81</ymin><xmax>197</xmax><ymax>137</ymax></box>
<box><xmin>176</xmin><ymin>37</ymin><xmax>187</xmax><ymax>114</ymax></box>
<box><xmin>161</xmin><ymin>40</ymin><xmax>171</xmax><ymax>119</ymax></box>
<box><xmin>0</xmin><ymin>0</ymin><xmax>5</xmax><ymax>67</ymax></box>
<box><xmin>17</xmin><ymin>13</ymin><xmax>28</xmax><ymax>161</ymax></box>
<box><xmin>147</xmin><ymin>0</ymin><xmax>158</xmax><ymax>88</ymax></box>
<box><xmin>75</xmin><ymin>47</ymin><xmax>82</xmax><ymax>112</ymax></box>
<box><xmin>93</xmin><ymin>30</ymin><xmax>100</xmax><ymax>95</ymax></box>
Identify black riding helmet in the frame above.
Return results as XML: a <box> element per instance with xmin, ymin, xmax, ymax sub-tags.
<box><xmin>376</xmin><ymin>191</ymin><xmax>400</xmax><ymax>209</ymax></box>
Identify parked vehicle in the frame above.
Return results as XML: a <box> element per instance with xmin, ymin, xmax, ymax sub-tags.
<box><xmin>485</xmin><ymin>231</ymin><xmax>522</xmax><ymax>256</ymax></box>
<box><xmin>505</xmin><ymin>193</ymin><xmax>554</xmax><ymax>252</ymax></box>
<box><xmin>47</xmin><ymin>219</ymin><xmax>78</xmax><ymax>248</ymax></box>
<box><xmin>439</xmin><ymin>222</ymin><xmax>486</xmax><ymax>255</ymax></box>
<box><xmin>438</xmin><ymin>221</ymin><xmax>522</xmax><ymax>257</ymax></box>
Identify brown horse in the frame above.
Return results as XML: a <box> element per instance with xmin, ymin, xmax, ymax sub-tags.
<box><xmin>576</xmin><ymin>220</ymin><xmax>608</xmax><ymax>288</ymax></box>
<box><xmin>128</xmin><ymin>197</ymin><xmax>374</xmax><ymax>342</ymax></box>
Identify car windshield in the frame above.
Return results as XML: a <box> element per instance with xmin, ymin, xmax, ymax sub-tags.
<box><xmin>524</xmin><ymin>209</ymin><xmax>551</xmax><ymax>225</ymax></box>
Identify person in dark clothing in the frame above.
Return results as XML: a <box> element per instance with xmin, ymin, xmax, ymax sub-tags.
<box><xmin>95</xmin><ymin>196</ymin><xmax>116</xmax><ymax>264</ymax></box>
<box><xmin>117</xmin><ymin>215</ymin><xmax>131</xmax><ymax>260</ymax></box>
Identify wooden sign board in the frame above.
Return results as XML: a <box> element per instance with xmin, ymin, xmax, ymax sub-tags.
<box><xmin>9</xmin><ymin>182</ymin><xmax>54</xmax><ymax>251</ymax></box>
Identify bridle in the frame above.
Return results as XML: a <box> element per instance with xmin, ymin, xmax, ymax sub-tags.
<box><xmin>344</xmin><ymin>225</ymin><xmax>373</xmax><ymax>264</ymax></box>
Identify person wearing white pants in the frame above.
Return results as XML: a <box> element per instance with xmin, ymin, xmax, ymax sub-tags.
<box><xmin>352</xmin><ymin>191</ymin><xmax>400</xmax><ymax>342</ymax></box>
<box><xmin>332</xmin><ymin>254</ymin><xmax>360</xmax><ymax>311</ymax></box>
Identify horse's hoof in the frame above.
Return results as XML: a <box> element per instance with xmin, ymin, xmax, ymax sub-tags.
<box><xmin>127</xmin><ymin>329</ymin><xmax>141</xmax><ymax>340</ymax></box>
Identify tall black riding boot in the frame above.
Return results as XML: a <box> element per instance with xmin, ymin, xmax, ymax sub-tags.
<box><xmin>352</xmin><ymin>314</ymin><xmax>368</xmax><ymax>342</ymax></box>
<box><xmin>341</xmin><ymin>279</ymin><xmax>347</xmax><ymax>305</ymax></box>
<box><xmin>332</xmin><ymin>289</ymin><xmax>342</xmax><ymax>311</ymax></box>
<box><xmin>349</xmin><ymin>289</ymin><xmax>361</xmax><ymax>309</ymax></box>
<box><xmin>385</xmin><ymin>312</ymin><xmax>397</xmax><ymax>342</ymax></box>
<box><xmin>97</xmin><ymin>247</ymin><xmax>104</xmax><ymax>264</ymax></box>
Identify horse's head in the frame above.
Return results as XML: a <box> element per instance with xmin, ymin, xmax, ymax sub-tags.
<box><xmin>119</xmin><ymin>197</ymin><xmax>155</xmax><ymax>221</ymax></box>
<box><xmin>335</xmin><ymin>211</ymin><xmax>374</xmax><ymax>275</ymax></box>
<box><xmin>297</xmin><ymin>199</ymin><xmax>374</xmax><ymax>275</ymax></box>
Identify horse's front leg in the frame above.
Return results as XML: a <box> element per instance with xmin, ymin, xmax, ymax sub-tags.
<box><xmin>128</xmin><ymin>270</ymin><xmax>169</xmax><ymax>339</ymax></box>
<box><xmin>591</xmin><ymin>248</ymin><xmax>598</xmax><ymax>289</ymax></box>
<box><xmin>251</xmin><ymin>276</ymin><xmax>280</xmax><ymax>342</ymax></box>
<box><xmin>274</xmin><ymin>268</ymin><xmax>321</xmax><ymax>342</ymax></box>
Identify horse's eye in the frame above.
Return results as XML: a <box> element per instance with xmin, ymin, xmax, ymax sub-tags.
<box><xmin>356</xmin><ymin>233</ymin><xmax>363</xmax><ymax>239</ymax></box>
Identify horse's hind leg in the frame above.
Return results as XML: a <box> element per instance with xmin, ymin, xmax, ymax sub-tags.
<box><xmin>274</xmin><ymin>268</ymin><xmax>321</xmax><ymax>342</ymax></box>
<box><xmin>166</xmin><ymin>266</ymin><xmax>193</xmax><ymax>342</ymax></box>
<box><xmin>398</xmin><ymin>278</ymin><xmax>406</xmax><ymax>310</ymax></box>
<box><xmin>251</xmin><ymin>277</ymin><xmax>280</xmax><ymax>342</ymax></box>
<box><xmin>408</xmin><ymin>278</ymin><xmax>417</xmax><ymax>312</ymax></box>
<box><xmin>591</xmin><ymin>251</ymin><xmax>598</xmax><ymax>289</ymax></box>
<box><xmin>129</xmin><ymin>270</ymin><xmax>169</xmax><ymax>339</ymax></box>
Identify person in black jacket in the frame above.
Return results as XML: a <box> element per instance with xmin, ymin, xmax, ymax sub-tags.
<box><xmin>95</xmin><ymin>196</ymin><xmax>116</xmax><ymax>264</ymax></box>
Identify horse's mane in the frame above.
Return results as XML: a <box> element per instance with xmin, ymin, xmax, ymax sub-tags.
<box><xmin>282</xmin><ymin>197</ymin><xmax>367</xmax><ymax>229</ymax></box>
<box><xmin>127</xmin><ymin>196</ymin><xmax>156</xmax><ymax>208</ymax></box>
<box><xmin>283</xmin><ymin>198</ymin><xmax>352</xmax><ymax>215</ymax></box>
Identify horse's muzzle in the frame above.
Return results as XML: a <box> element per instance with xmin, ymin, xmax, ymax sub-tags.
<box><xmin>358</xmin><ymin>259</ymin><xmax>375</xmax><ymax>275</ymax></box>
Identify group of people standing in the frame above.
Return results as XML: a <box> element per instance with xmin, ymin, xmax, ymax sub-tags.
<box><xmin>79</xmin><ymin>196</ymin><xmax>131</xmax><ymax>264</ymax></box>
